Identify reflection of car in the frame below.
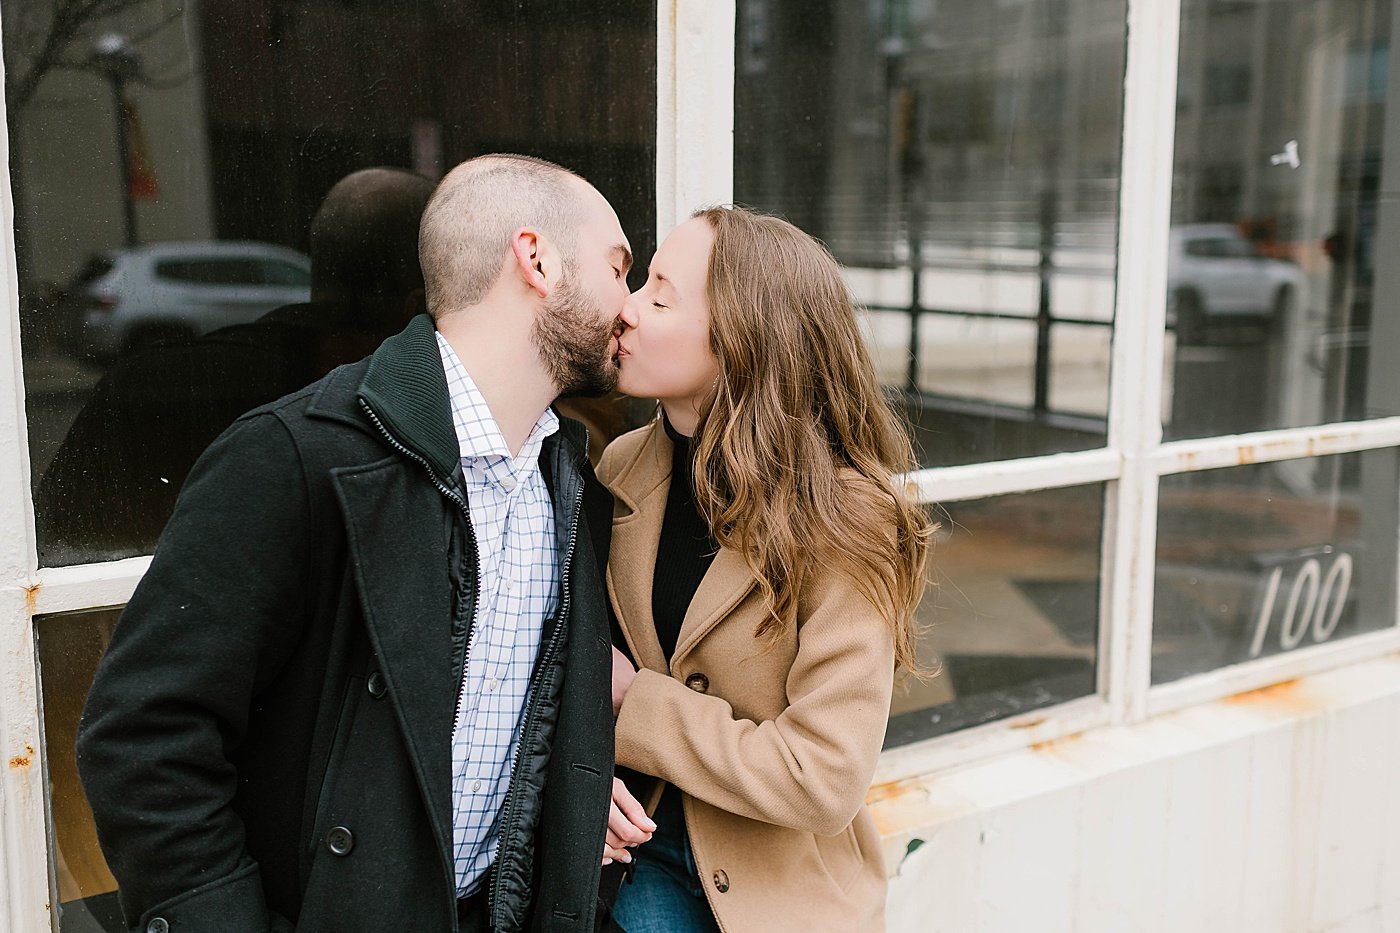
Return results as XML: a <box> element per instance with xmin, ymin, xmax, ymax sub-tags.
<box><xmin>1166</xmin><ymin>224</ymin><xmax>1306</xmax><ymax>344</ymax></box>
<box><xmin>63</xmin><ymin>241</ymin><xmax>312</xmax><ymax>359</ymax></box>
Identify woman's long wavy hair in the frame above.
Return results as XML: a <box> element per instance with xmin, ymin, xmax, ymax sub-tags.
<box><xmin>689</xmin><ymin>206</ymin><xmax>933</xmax><ymax>674</ymax></box>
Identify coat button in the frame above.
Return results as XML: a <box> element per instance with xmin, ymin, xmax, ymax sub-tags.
<box><xmin>146</xmin><ymin>920</ymin><xmax>170</xmax><ymax>933</ymax></box>
<box><xmin>684</xmin><ymin>672</ymin><xmax>710</xmax><ymax>693</ymax></box>
<box><xmin>712</xmin><ymin>869</ymin><xmax>730</xmax><ymax>893</ymax></box>
<box><xmin>367</xmin><ymin>671</ymin><xmax>387</xmax><ymax>698</ymax></box>
<box><xmin>326</xmin><ymin>825</ymin><xmax>355</xmax><ymax>856</ymax></box>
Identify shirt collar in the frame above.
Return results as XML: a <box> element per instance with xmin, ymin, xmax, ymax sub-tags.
<box><xmin>436</xmin><ymin>331</ymin><xmax>559</xmax><ymax>465</ymax></box>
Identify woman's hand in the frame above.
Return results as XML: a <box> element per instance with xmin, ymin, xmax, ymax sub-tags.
<box><xmin>611</xmin><ymin>645</ymin><xmax>637</xmax><ymax>717</ymax></box>
<box><xmin>602</xmin><ymin>777</ymin><xmax>655</xmax><ymax>865</ymax></box>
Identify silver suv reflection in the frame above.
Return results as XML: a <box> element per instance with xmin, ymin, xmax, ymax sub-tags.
<box><xmin>1166</xmin><ymin>224</ymin><xmax>1306</xmax><ymax>344</ymax></box>
<box><xmin>64</xmin><ymin>240</ymin><xmax>312</xmax><ymax>359</ymax></box>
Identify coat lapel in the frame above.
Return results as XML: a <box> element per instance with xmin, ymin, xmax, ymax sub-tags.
<box><xmin>605</xmin><ymin>422</ymin><xmax>759</xmax><ymax>673</ymax></box>
<box><xmin>606</xmin><ymin>423</ymin><xmax>671</xmax><ymax>675</ymax></box>
<box><xmin>331</xmin><ymin>457</ymin><xmax>455</xmax><ymax>847</ymax></box>
<box><xmin>671</xmin><ymin>547</ymin><xmax>757</xmax><ymax>667</ymax></box>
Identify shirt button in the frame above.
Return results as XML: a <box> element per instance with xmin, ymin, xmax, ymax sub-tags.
<box><xmin>472</xmin><ymin>780</ymin><xmax>483</xmax><ymax>792</ymax></box>
<box><xmin>487</xmin><ymin>678</ymin><xmax>499</xmax><ymax>692</ymax></box>
<box><xmin>500</xmin><ymin>475</ymin><xmax>517</xmax><ymax>492</ymax></box>
<box><xmin>502</xmin><ymin>578</ymin><xmax>515</xmax><ymax>592</ymax></box>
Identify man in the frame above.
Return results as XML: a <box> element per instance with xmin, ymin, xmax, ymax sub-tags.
<box><xmin>76</xmin><ymin>154</ymin><xmax>630</xmax><ymax>932</ymax></box>
<box><xmin>36</xmin><ymin>166</ymin><xmax>435</xmax><ymax>564</ymax></box>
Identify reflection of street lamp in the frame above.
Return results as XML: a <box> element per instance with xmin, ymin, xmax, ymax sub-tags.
<box><xmin>90</xmin><ymin>32</ymin><xmax>140</xmax><ymax>248</ymax></box>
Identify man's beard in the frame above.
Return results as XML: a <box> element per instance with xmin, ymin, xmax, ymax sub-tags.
<box><xmin>533</xmin><ymin>270</ymin><xmax>619</xmax><ymax>399</ymax></box>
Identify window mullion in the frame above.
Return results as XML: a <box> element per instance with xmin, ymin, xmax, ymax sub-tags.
<box><xmin>1104</xmin><ymin>0</ymin><xmax>1183</xmax><ymax>724</ymax></box>
<box><xmin>657</xmin><ymin>0</ymin><xmax>735</xmax><ymax>241</ymax></box>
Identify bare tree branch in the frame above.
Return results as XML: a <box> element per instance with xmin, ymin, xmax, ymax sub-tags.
<box><xmin>5</xmin><ymin>0</ymin><xmax>175</xmax><ymax>118</ymax></box>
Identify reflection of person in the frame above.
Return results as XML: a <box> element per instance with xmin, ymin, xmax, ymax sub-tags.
<box><xmin>77</xmin><ymin>155</ymin><xmax>630</xmax><ymax>932</ymax></box>
<box><xmin>35</xmin><ymin>167</ymin><xmax>435</xmax><ymax>565</ymax></box>
<box><xmin>602</xmin><ymin>207</ymin><xmax>933</xmax><ymax>932</ymax></box>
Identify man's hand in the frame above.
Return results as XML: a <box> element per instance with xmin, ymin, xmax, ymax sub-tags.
<box><xmin>611</xmin><ymin>645</ymin><xmax>636</xmax><ymax>717</ymax></box>
<box><xmin>602</xmin><ymin>777</ymin><xmax>655</xmax><ymax>865</ymax></box>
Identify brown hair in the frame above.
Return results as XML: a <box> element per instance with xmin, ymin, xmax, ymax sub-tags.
<box><xmin>690</xmin><ymin>206</ymin><xmax>933</xmax><ymax>674</ymax></box>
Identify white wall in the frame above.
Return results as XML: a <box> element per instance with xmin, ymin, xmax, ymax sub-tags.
<box><xmin>877</xmin><ymin>653</ymin><xmax>1400</xmax><ymax>932</ymax></box>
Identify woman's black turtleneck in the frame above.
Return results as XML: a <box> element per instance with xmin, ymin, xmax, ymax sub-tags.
<box><xmin>651</xmin><ymin>415</ymin><xmax>718</xmax><ymax>663</ymax></box>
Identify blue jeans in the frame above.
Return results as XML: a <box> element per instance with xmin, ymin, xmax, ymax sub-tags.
<box><xmin>611</xmin><ymin>788</ymin><xmax>720</xmax><ymax>933</ymax></box>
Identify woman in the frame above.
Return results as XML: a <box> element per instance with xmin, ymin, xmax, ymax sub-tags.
<box><xmin>599</xmin><ymin>206</ymin><xmax>932</xmax><ymax>933</ymax></box>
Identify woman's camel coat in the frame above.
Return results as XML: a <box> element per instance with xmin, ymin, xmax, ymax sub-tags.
<box><xmin>598</xmin><ymin>421</ymin><xmax>893</xmax><ymax>933</ymax></box>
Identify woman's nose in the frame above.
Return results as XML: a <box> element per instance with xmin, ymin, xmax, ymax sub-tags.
<box><xmin>618</xmin><ymin>293</ymin><xmax>641</xmax><ymax>329</ymax></box>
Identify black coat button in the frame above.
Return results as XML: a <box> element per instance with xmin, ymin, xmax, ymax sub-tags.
<box><xmin>326</xmin><ymin>825</ymin><xmax>355</xmax><ymax>856</ymax></box>
<box><xmin>712</xmin><ymin>869</ymin><xmax>729</xmax><ymax>893</ymax></box>
<box><xmin>684</xmin><ymin>672</ymin><xmax>709</xmax><ymax>693</ymax></box>
<box><xmin>146</xmin><ymin>920</ymin><xmax>170</xmax><ymax>933</ymax></box>
<box><xmin>367</xmin><ymin>671</ymin><xmax>387</xmax><ymax>698</ymax></box>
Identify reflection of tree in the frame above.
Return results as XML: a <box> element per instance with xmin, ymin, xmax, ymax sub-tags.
<box><xmin>3</xmin><ymin>0</ymin><xmax>186</xmax><ymax>288</ymax></box>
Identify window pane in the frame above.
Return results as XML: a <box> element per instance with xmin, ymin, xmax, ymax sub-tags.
<box><xmin>12</xmin><ymin>1</ymin><xmax>657</xmax><ymax>567</ymax></box>
<box><xmin>1152</xmin><ymin>449</ymin><xmax>1399</xmax><ymax>685</ymax></box>
<box><xmin>36</xmin><ymin>608</ymin><xmax>124</xmax><ymax>930</ymax></box>
<box><xmin>1164</xmin><ymin>0</ymin><xmax>1399</xmax><ymax>439</ymax></box>
<box><xmin>889</xmin><ymin>484</ymin><xmax>1103</xmax><ymax>745</ymax></box>
<box><xmin>735</xmin><ymin>0</ymin><xmax>1126</xmax><ymax>468</ymax></box>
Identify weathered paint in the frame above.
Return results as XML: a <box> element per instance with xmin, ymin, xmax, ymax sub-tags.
<box><xmin>876</xmin><ymin>654</ymin><xmax>1400</xmax><ymax>931</ymax></box>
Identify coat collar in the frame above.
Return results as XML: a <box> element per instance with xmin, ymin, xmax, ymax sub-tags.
<box><xmin>354</xmin><ymin>313</ymin><xmax>588</xmax><ymax>482</ymax></box>
<box><xmin>607</xmin><ymin>421</ymin><xmax>757</xmax><ymax>672</ymax></box>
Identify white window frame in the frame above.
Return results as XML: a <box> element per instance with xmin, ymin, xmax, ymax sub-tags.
<box><xmin>658</xmin><ymin>0</ymin><xmax>1400</xmax><ymax>783</ymax></box>
<box><xmin>1</xmin><ymin>1</ymin><xmax>1398</xmax><ymax>926</ymax></box>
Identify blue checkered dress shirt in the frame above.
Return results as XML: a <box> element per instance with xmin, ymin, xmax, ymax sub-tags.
<box><xmin>436</xmin><ymin>333</ymin><xmax>560</xmax><ymax>896</ymax></box>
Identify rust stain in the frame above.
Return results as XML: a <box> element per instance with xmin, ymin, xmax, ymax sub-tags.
<box><xmin>1031</xmin><ymin>731</ymin><xmax>1085</xmax><ymax>754</ymax></box>
<box><xmin>1008</xmin><ymin>716</ymin><xmax>1047</xmax><ymax>731</ymax></box>
<box><xmin>1237</xmin><ymin>444</ymin><xmax>1256</xmax><ymax>465</ymax></box>
<box><xmin>866</xmin><ymin>777</ymin><xmax>925</xmax><ymax>805</ymax></box>
<box><xmin>24</xmin><ymin>581</ymin><xmax>40</xmax><ymax>613</ymax></box>
<box><xmin>1221</xmin><ymin>678</ymin><xmax>1316</xmax><ymax>715</ymax></box>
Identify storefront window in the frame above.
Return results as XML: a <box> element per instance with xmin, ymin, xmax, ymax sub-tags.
<box><xmin>889</xmin><ymin>484</ymin><xmax>1103</xmax><ymax>744</ymax></box>
<box><xmin>734</xmin><ymin>0</ymin><xmax>1127</xmax><ymax>468</ymax></box>
<box><xmin>11</xmin><ymin>0</ymin><xmax>657</xmax><ymax>567</ymax></box>
<box><xmin>1164</xmin><ymin>0</ymin><xmax>1398</xmax><ymax>438</ymax></box>
<box><xmin>1152</xmin><ymin>449</ymin><xmax>1399</xmax><ymax>685</ymax></box>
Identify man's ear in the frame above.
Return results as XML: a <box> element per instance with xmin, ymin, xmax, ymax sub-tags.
<box><xmin>509</xmin><ymin>228</ymin><xmax>556</xmax><ymax>298</ymax></box>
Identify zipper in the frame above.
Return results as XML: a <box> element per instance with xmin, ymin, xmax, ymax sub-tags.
<box><xmin>488</xmin><ymin>455</ymin><xmax>586</xmax><ymax>930</ymax></box>
<box><xmin>358</xmin><ymin>398</ymin><xmax>482</xmax><ymax>896</ymax></box>
<box><xmin>358</xmin><ymin>399</ymin><xmax>479</xmax><ymax>708</ymax></box>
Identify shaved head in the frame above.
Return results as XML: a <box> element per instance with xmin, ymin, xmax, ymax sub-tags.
<box><xmin>418</xmin><ymin>154</ymin><xmax>589</xmax><ymax>319</ymax></box>
<box><xmin>310</xmin><ymin>167</ymin><xmax>433</xmax><ymax>303</ymax></box>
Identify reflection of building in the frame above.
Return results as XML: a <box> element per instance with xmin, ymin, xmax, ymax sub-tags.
<box><xmin>741</xmin><ymin>0</ymin><xmax>1127</xmax><ymax>264</ymax></box>
<box><xmin>1172</xmin><ymin>0</ymin><xmax>1392</xmax><ymax>431</ymax></box>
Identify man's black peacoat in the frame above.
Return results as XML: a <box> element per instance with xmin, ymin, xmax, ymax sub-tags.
<box><xmin>76</xmin><ymin>314</ymin><xmax>616</xmax><ymax>933</ymax></box>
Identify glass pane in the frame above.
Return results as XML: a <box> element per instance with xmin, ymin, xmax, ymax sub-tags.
<box><xmin>735</xmin><ymin>0</ymin><xmax>1127</xmax><ymax>468</ymax></box>
<box><xmin>11</xmin><ymin>0</ymin><xmax>657</xmax><ymax>567</ymax></box>
<box><xmin>889</xmin><ymin>484</ymin><xmax>1103</xmax><ymax>745</ymax></box>
<box><xmin>1164</xmin><ymin>0</ymin><xmax>1399</xmax><ymax>439</ymax></box>
<box><xmin>1153</xmin><ymin>449</ymin><xmax>1399</xmax><ymax>685</ymax></box>
<box><xmin>36</xmin><ymin>608</ymin><xmax>124</xmax><ymax>931</ymax></box>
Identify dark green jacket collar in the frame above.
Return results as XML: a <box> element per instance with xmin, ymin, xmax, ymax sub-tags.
<box><xmin>357</xmin><ymin>314</ymin><xmax>588</xmax><ymax>480</ymax></box>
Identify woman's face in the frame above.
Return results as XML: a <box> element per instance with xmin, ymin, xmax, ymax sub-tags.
<box><xmin>615</xmin><ymin>217</ymin><xmax>721</xmax><ymax>428</ymax></box>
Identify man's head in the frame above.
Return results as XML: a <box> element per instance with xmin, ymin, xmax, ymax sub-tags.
<box><xmin>309</xmin><ymin>167</ymin><xmax>435</xmax><ymax>323</ymax></box>
<box><xmin>418</xmin><ymin>154</ymin><xmax>631</xmax><ymax>397</ymax></box>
